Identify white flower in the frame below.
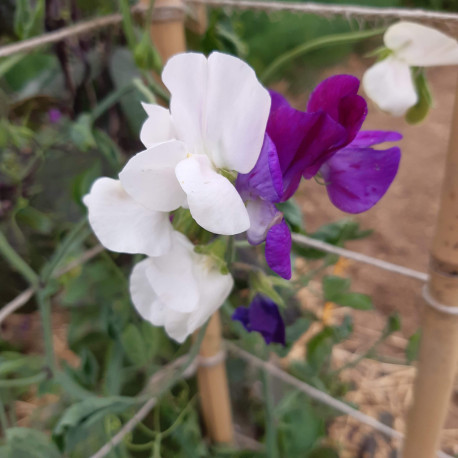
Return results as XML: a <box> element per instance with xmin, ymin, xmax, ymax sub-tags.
<box><xmin>129</xmin><ymin>231</ymin><xmax>233</xmax><ymax>343</ymax></box>
<box><xmin>363</xmin><ymin>22</ymin><xmax>458</xmax><ymax>116</ymax></box>
<box><xmin>118</xmin><ymin>51</ymin><xmax>271</xmax><ymax>236</ymax></box>
<box><xmin>83</xmin><ymin>177</ymin><xmax>173</xmax><ymax>256</ymax></box>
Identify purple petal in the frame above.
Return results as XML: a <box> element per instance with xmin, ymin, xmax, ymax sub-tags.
<box><xmin>321</xmin><ymin>145</ymin><xmax>401</xmax><ymax>214</ymax></box>
<box><xmin>265</xmin><ymin>220</ymin><xmax>292</xmax><ymax>279</ymax></box>
<box><xmin>232</xmin><ymin>295</ymin><xmax>285</xmax><ymax>345</ymax></box>
<box><xmin>267</xmin><ymin>92</ymin><xmax>347</xmax><ymax>197</ymax></box>
<box><xmin>246</xmin><ymin>199</ymin><xmax>282</xmax><ymax>245</ymax></box>
<box><xmin>232</xmin><ymin>307</ymin><xmax>250</xmax><ymax>330</ymax></box>
<box><xmin>350</xmin><ymin>130</ymin><xmax>403</xmax><ymax>148</ymax></box>
<box><xmin>236</xmin><ymin>134</ymin><xmax>283</xmax><ymax>202</ymax></box>
<box><xmin>267</xmin><ymin>91</ymin><xmax>318</xmax><ymax>180</ymax></box>
<box><xmin>307</xmin><ymin>75</ymin><xmax>367</xmax><ymax>145</ymax></box>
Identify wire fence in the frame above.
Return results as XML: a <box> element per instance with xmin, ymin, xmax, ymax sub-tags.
<box><xmin>1</xmin><ymin>1</ymin><xmax>458</xmax><ymax>457</ymax></box>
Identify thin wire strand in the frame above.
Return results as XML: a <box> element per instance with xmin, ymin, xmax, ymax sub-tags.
<box><xmin>291</xmin><ymin>233</ymin><xmax>429</xmax><ymax>282</ymax></box>
<box><xmin>188</xmin><ymin>0</ymin><xmax>458</xmax><ymax>32</ymax></box>
<box><xmin>225</xmin><ymin>342</ymin><xmax>453</xmax><ymax>458</ymax></box>
<box><xmin>0</xmin><ymin>0</ymin><xmax>457</xmax><ymax>59</ymax></box>
<box><xmin>0</xmin><ymin>245</ymin><xmax>104</xmax><ymax>326</ymax></box>
<box><xmin>0</xmin><ymin>4</ymin><xmax>148</xmax><ymax>59</ymax></box>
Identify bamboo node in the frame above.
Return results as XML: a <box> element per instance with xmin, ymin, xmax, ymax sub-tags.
<box><xmin>198</xmin><ymin>349</ymin><xmax>227</xmax><ymax>367</ymax></box>
<box><xmin>430</xmin><ymin>256</ymin><xmax>458</xmax><ymax>278</ymax></box>
<box><xmin>422</xmin><ymin>284</ymin><xmax>458</xmax><ymax>316</ymax></box>
<box><xmin>153</xmin><ymin>4</ymin><xmax>185</xmax><ymax>22</ymax></box>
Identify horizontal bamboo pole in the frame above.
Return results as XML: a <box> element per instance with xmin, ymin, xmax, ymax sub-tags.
<box><xmin>403</xmin><ymin>73</ymin><xmax>458</xmax><ymax>458</ymax></box>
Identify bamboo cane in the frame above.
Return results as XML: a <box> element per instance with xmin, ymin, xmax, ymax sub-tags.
<box><xmin>150</xmin><ymin>0</ymin><xmax>186</xmax><ymax>61</ymax></box>
<box><xmin>402</xmin><ymin>73</ymin><xmax>458</xmax><ymax>458</ymax></box>
<box><xmin>145</xmin><ymin>0</ymin><xmax>234</xmax><ymax>444</ymax></box>
<box><xmin>196</xmin><ymin>312</ymin><xmax>234</xmax><ymax>443</ymax></box>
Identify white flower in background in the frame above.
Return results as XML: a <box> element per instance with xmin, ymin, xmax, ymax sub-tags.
<box><xmin>129</xmin><ymin>231</ymin><xmax>233</xmax><ymax>343</ymax></box>
<box><xmin>119</xmin><ymin>51</ymin><xmax>271</xmax><ymax>236</ymax></box>
<box><xmin>363</xmin><ymin>22</ymin><xmax>458</xmax><ymax>116</ymax></box>
<box><xmin>83</xmin><ymin>177</ymin><xmax>173</xmax><ymax>256</ymax></box>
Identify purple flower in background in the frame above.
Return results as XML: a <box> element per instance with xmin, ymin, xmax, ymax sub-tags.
<box><xmin>232</xmin><ymin>294</ymin><xmax>285</xmax><ymax>345</ymax></box>
<box><xmin>48</xmin><ymin>108</ymin><xmax>62</xmax><ymax>124</ymax></box>
<box><xmin>237</xmin><ymin>75</ymin><xmax>401</xmax><ymax>280</ymax></box>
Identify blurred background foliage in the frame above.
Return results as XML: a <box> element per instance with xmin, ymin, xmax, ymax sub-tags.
<box><xmin>0</xmin><ymin>0</ymin><xmax>443</xmax><ymax>456</ymax></box>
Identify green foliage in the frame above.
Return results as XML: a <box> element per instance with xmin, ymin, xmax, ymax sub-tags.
<box><xmin>0</xmin><ymin>428</ymin><xmax>60</xmax><ymax>458</ymax></box>
<box><xmin>406</xmin><ymin>330</ymin><xmax>422</xmax><ymax>363</ymax></box>
<box><xmin>406</xmin><ymin>69</ymin><xmax>433</xmax><ymax>124</ymax></box>
<box><xmin>323</xmin><ymin>276</ymin><xmax>373</xmax><ymax>310</ymax></box>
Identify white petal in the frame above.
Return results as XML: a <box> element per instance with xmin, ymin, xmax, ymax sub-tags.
<box><xmin>385</xmin><ymin>21</ymin><xmax>458</xmax><ymax>67</ymax></box>
<box><xmin>119</xmin><ymin>140</ymin><xmax>187</xmax><ymax>212</ymax></box>
<box><xmin>145</xmin><ymin>231</ymin><xmax>199</xmax><ymax>313</ymax></box>
<box><xmin>83</xmin><ymin>177</ymin><xmax>173</xmax><ymax>256</ymax></box>
<box><xmin>139</xmin><ymin>103</ymin><xmax>176</xmax><ymax>148</ymax></box>
<box><xmin>164</xmin><ymin>255</ymin><xmax>234</xmax><ymax>343</ymax></box>
<box><xmin>129</xmin><ymin>259</ymin><xmax>167</xmax><ymax>326</ymax></box>
<box><xmin>175</xmin><ymin>155</ymin><xmax>250</xmax><ymax>235</ymax></box>
<box><xmin>186</xmin><ymin>255</ymin><xmax>233</xmax><ymax>333</ymax></box>
<box><xmin>162</xmin><ymin>53</ymin><xmax>207</xmax><ymax>154</ymax></box>
<box><xmin>204</xmin><ymin>52</ymin><xmax>270</xmax><ymax>173</ymax></box>
<box><xmin>362</xmin><ymin>57</ymin><xmax>418</xmax><ymax>116</ymax></box>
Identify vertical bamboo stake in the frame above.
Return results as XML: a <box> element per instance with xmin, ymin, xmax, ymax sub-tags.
<box><xmin>145</xmin><ymin>0</ymin><xmax>234</xmax><ymax>444</ymax></box>
<box><xmin>403</xmin><ymin>74</ymin><xmax>458</xmax><ymax>458</ymax></box>
<box><xmin>196</xmin><ymin>312</ymin><xmax>234</xmax><ymax>443</ymax></box>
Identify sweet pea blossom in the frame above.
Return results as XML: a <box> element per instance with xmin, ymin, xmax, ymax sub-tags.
<box><xmin>363</xmin><ymin>22</ymin><xmax>458</xmax><ymax>116</ymax></box>
<box><xmin>119</xmin><ymin>51</ymin><xmax>271</xmax><ymax>236</ymax></box>
<box><xmin>83</xmin><ymin>177</ymin><xmax>174</xmax><ymax>256</ymax></box>
<box><xmin>130</xmin><ymin>231</ymin><xmax>234</xmax><ymax>343</ymax></box>
<box><xmin>232</xmin><ymin>294</ymin><xmax>285</xmax><ymax>345</ymax></box>
<box><xmin>237</xmin><ymin>75</ymin><xmax>401</xmax><ymax>279</ymax></box>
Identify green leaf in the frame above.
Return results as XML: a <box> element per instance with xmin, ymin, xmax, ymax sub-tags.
<box><xmin>323</xmin><ymin>276</ymin><xmax>373</xmax><ymax>310</ymax></box>
<box><xmin>14</xmin><ymin>0</ymin><xmax>29</xmax><ymax>39</ymax></box>
<box><xmin>121</xmin><ymin>324</ymin><xmax>149</xmax><ymax>366</ymax></box>
<box><xmin>70</xmin><ymin>114</ymin><xmax>96</xmax><ymax>151</ymax></box>
<box><xmin>277</xmin><ymin>198</ymin><xmax>304</xmax><ymax>231</ymax></box>
<box><xmin>406</xmin><ymin>70</ymin><xmax>433</xmax><ymax>124</ymax></box>
<box><xmin>194</xmin><ymin>237</ymin><xmax>229</xmax><ymax>275</ymax></box>
<box><xmin>134</xmin><ymin>29</ymin><xmax>162</xmax><ymax>71</ymax></box>
<box><xmin>308</xmin><ymin>446</ymin><xmax>340</xmax><ymax>458</ymax></box>
<box><xmin>406</xmin><ymin>330</ymin><xmax>421</xmax><ymax>363</ymax></box>
<box><xmin>250</xmin><ymin>271</ymin><xmax>285</xmax><ymax>307</ymax></box>
<box><xmin>322</xmin><ymin>275</ymin><xmax>351</xmax><ymax>301</ymax></box>
<box><xmin>53</xmin><ymin>396</ymin><xmax>135</xmax><ymax>451</ymax></box>
<box><xmin>331</xmin><ymin>292</ymin><xmax>373</xmax><ymax>310</ymax></box>
<box><xmin>16</xmin><ymin>206</ymin><xmax>53</xmax><ymax>234</ymax></box>
<box><xmin>384</xmin><ymin>313</ymin><xmax>401</xmax><ymax>335</ymax></box>
<box><xmin>3</xmin><ymin>428</ymin><xmax>60</xmax><ymax>458</ymax></box>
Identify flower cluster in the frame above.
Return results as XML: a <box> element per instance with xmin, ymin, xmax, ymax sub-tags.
<box><xmin>84</xmin><ymin>50</ymin><xmax>401</xmax><ymax>345</ymax></box>
<box><xmin>363</xmin><ymin>21</ymin><xmax>458</xmax><ymax>116</ymax></box>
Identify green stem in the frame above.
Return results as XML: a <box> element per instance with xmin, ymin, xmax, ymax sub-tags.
<box><xmin>36</xmin><ymin>290</ymin><xmax>55</xmax><ymax>375</ymax></box>
<box><xmin>0</xmin><ymin>393</ymin><xmax>9</xmax><ymax>432</ymax></box>
<box><xmin>142</xmin><ymin>71</ymin><xmax>171</xmax><ymax>103</ymax></box>
<box><xmin>0</xmin><ymin>231</ymin><xmax>38</xmax><ymax>286</ymax></box>
<box><xmin>261</xmin><ymin>28</ymin><xmax>386</xmax><ymax>84</ymax></box>
<box><xmin>0</xmin><ymin>371</ymin><xmax>47</xmax><ymax>388</ymax></box>
<box><xmin>262</xmin><ymin>352</ymin><xmax>278</xmax><ymax>458</ymax></box>
<box><xmin>118</xmin><ymin>0</ymin><xmax>137</xmax><ymax>51</ymax></box>
<box><xmin>91</xmin><ymin>84</ymin><xmax>134</xmax><ymax>123</ymax></box>
<box><xmin>40</xmin><ymin>217</ymin><xmax>89</xmax><ymax>283</ymax></box>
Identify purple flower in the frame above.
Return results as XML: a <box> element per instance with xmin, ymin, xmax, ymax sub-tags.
<box><xmin>232</xmin><ymin>294</ymin><xmax>285</xmax><ymax>345</ymax></box>
<box><xmin>237</xmin><ymin>75</ymin><xmax>401</xmax><ymax>279</ymax></box>
<box><xmin>48</xmin><ymin>108</ymin><xmax>62</xmax><ymax>124</ymax></box>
